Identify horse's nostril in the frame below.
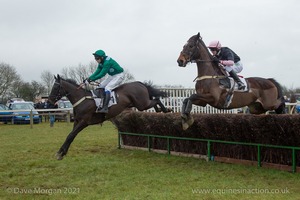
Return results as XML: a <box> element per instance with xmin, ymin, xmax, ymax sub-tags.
<box><xmin>177</xmin><ymin>60</ymin><xmax>183</xmax><ymax>66</ymax></box>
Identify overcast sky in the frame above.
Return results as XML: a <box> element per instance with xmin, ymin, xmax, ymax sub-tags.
<box><xmin>1</xmin><ymin>0</ymin><xmax>299</xmax><ymax>88</ymax></box>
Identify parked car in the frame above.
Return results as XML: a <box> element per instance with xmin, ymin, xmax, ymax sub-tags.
<box><xmin>296</xmin><ymin>103</ymin><xmax>300</xmax><ymax>113</ymax></box>
<box><xmin>0</xmin><ymin>104</ymin><xmax>13</xmax><ymax>124</ymax></box>
<box><xmin>7</xmin><ymin>102</ymin><xmax>40</xmax><ymax>124</ymax></box>
<box><xmin>6</xmin><ymin>98</ymin><xmax>25</xmax><ymax>105</ymax></box>
<box><xmin>291</xmin><ymin>93</ymin><xmax>300</xmax><ymax>113</ymax></box>
<box><xmin>55</xmin><ymin>100</ymin><xmax>74</xmax><ymax>121</ymax></box>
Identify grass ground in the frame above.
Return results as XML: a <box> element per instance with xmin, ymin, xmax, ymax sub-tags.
<box><xmin>0</xmin><ymin>122</ymin><xmax>299</xmax><ymax>200</ymax></box>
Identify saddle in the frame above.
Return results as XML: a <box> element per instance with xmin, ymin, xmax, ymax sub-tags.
<box><xmin>219</xmin><ymin>76</ymin><xmax>248</xmax><ymax>108</ymax></box>
<box><xmin>217</xmin><ymin>64</ymin><xmax>248</xmax><ymax>92</ymax></box>
<box><xmin>90</xmin><ymin>88</ymin><xmax>118</xmax><ymax>110</ymax></box>
<box><xmin>219</xmin><ymin>76</ymin><xmax>248</xmax><ymax>92</ymax></box>
<box><xmin>92</xmin><ymin>88</ymin><xmax>105</xmax><ymax>98</ymax></box>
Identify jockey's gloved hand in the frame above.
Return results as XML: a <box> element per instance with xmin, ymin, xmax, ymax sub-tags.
<box><xmin>212</xmin><ymin>56</ymin><xmax>220</xmax><ymax>64</ymax></box>
<box><xmin>83</xmin><ymin>78</ymin><xmax>92</xmax><ymax>84</ymax></box>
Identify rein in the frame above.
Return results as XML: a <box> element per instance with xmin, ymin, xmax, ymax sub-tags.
<box><xmin>187</xmin><ymin>38</ymin><xmax>227</xmax><ymax>82</ymax></box>
<box><xmin>191</xmin><ymin>59</ymin><xmax>213</xmax><ymax>63</ymax></box>
<box><xmin>193</xmin><ymin>75</ymin><xmax>226</xmax><ymax>82</ymax></box>
<box><xmin>52</xmin><ymin>80</ymin><xmax>94</xmax><ymax>108</ymax></box>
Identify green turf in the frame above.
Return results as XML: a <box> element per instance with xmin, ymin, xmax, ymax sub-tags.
<box><xmin>0</xmin><ymin>122</ymin><xmax>299</xmax><ymax>200</ymax></box>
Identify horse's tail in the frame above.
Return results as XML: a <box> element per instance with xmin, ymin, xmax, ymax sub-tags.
<box><xmin>268</xmin><ymin>78</ymin><xmax>284</xmax><ymax>100</ymax></box>
<box><xmin>142</xmin><ymin>82</ymin><xmax>168</xmax><ymax>99</ymax></box>
<box><xmin>268</xmin><ymin>78</ymin><xmax>286</xmax><ymax>114</ymax></box>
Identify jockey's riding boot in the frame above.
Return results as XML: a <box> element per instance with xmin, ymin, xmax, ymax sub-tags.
<box><xmin>98</xmin><ymin>91</ymin><xmax>111</xmax><ymax>113</ymax></box>
<box><xmin>95</xmin><ymin>88</ymin><xmax>102</xmax><ymax>98</ymax></box>
<box><xmin>229</xmin><ymin>70</ymin><xmax>246</xmax><ymax>90</ymax></box>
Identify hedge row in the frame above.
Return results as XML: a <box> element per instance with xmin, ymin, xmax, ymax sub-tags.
<box><xmin>112</xmin><ymin>111</ymin><xmax>300</xmax><ymax>166</ymax></box>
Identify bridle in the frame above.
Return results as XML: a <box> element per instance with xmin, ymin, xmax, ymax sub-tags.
<box><xmin>182</xmin><ymin>36</ymin><xmax>227</xmax><ymax>81</ymax></box>
<box><xmin>48</xmin><ymin>78</ymin><xmax>94</xmax><ymax>108</ymax></box>
<box><xmin>49</xmin><ymin>81</ymin><xmax>69</xmax><ymax>103</ymax></box>
<box><xmin>182</xmin><ymin>39</ymin><xmax>213</xmax><ymax>64</ymax></box>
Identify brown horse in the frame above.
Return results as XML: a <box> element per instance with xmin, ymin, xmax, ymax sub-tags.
<box><xmin>48</xmin><ymin>75</ymin><xmax>170</xmax><ymax>160</ymax></box>
<box><xmin>177</xmin><ymin>33</ymin><xmax>285</xmax><ymax>130</ymax></box>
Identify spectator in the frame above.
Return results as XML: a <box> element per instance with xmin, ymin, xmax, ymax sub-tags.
<box><xmin>47</xmin><ymin>100</ymin><xmax>58</xmax><ymax>127</ymax></box>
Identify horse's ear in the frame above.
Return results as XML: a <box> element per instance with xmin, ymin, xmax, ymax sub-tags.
<box><xmin>54</xmin><ymin>75</ymin><xmax>57</xmax><ymax>80</ymax></box>
<box><xmin>197</xmin><ymin>32</ymin><xmax>202</xmax><ymax>40</ymax></box>
<box><xmin>57</xmin><ymin>74</ymin><xmax>60</xmax><ymax>80</ymax></box>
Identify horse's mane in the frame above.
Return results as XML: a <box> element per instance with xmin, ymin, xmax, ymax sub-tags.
<box><xmin>191</xmin><ymin>33</ymin><xmax>226</xmax><ymax>76</ymax></box>
<box><xmin>196</xmin><ymin>36</ymin><xmax>213</xmax><ymax>60</ymax></box>
<box><xmin>65</xmin><ymin>78</ymin><xmax>79</xmax><ymax>86</ymax></box>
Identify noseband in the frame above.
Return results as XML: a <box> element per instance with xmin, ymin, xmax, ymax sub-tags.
<box><xmin>49</xmin><ymin>81</ymin><xmax>69</xmax><ymax>102</ymax></box>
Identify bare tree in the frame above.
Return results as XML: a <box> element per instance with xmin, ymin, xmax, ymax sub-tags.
<box><xmin>122</xmin><ymin>69</ymin><xmax>135</xmax><ymax>84</ymax></box>
<box><xmin>41</xmin><ymin>70</ymin><xmax>54</xmax><ymax>95</ymax></box>
<box><xmin>61</xmin><ymin>61</ymin><xmax>135</xmax><ymax>84</ymax></box>
<box><xmin>9</xmin><ymin>80</ymin><xmax>23</xmax><ymax>98</ymax></box>
<box><xmin>26</xmin><ymin>81</ymin><xmax>46</xmax><ymax>101</ymax></box>
<box><xmin>61</xmin><ymin>61</ymin><xmax>98</xmax><ymax>83</ymax></box>
<box><xmin>10</xmin><ymin>81</ymin><xmax>46</xmax><ymax>101</ymax></box>
<box><xmin>0</xmin><ymin>62</ymin><xmax>21</xmax><ymax>102</ymax></box>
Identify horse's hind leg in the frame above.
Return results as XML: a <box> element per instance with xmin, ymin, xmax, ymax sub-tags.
<box><xmin>56</xmin><ymin>121</ymin><xmax>88</xmax><ymax>160</ymax></box>
<box><xmin>138</xmin><ymin>98</ymin><xmax>171</xmax><ymax>113</ymax></box>
<box><xmin>156</xmin><ymin>98</ymin><xmax>172</xmax><ymax>113</ymax></box>
<box><xmin>275</xmin><ymin>102</ymin><xmax>286</xmax><ymax>114</ymax></box>
<box><xmin>248</xmin><ymin>102</ymin><xmax>266</xmax><ymax>114</ymax></box>
<box><xmin>153</xmin><ymin>104</ymin><xmax>160</xmax><ymax>112</ymax></box>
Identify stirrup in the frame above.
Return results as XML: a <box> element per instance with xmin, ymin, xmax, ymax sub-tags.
<box><xmin>95</xmin><ymin>107</ymin><xmax>102</xmax><ymax>113</ymax></box>
<box><xmin>98</xmin><ymin>107</ymin><xmax>108</xmax><ymax>113</ymax></box>
<box><xmin>237</xmin><ymin>82</ymin><xmax>245</xmax><ymax>90</ymax></box>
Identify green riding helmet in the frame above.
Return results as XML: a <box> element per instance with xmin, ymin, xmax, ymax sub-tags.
<box><xmin>93</xmin><ymin>50</ymin><xmax>106</xmax><ymax>57</ymax></box>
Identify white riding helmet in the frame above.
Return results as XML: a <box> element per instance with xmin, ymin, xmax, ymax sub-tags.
<box><xmin>207</xmin><ymin>40</ymin><xmax>222</xmax><ymax>50</ymax></box>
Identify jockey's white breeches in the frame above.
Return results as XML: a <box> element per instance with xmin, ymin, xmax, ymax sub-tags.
<box><xmin>224</xmin><ymin>61</ymin><xmax>243</xmax><ymax>73</ymax></box>
<box><xmin>98</xmin><ymin>72</ymin><xmax>124</xmax><ymax>92</ymax></box>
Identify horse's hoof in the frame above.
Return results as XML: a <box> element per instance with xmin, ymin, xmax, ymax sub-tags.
<box><xmin>187</xmin><ymin>117</ymin><xmax>194</xmax><ymax>126</ymax></box>
<box><xmin>167</xmin><ymin>108</ymin><xmax>173</xmax><ymax>113</ymax></box>
<box><xmin>182</xmin><ymin>123</ymin><xmax>189</xmax><ymax>131</ymax></box>
<box><xmin>181</xmin><ymin>114</ymin><xmax>188</xmax><ymax>120</ymax></box>
<box><xmin>182</xmin><ymin>119</ymin><xmax>189</xmax><ymax>130</ymax></box>
<box><xmin>56</xmin><ymin>152</ymin><xmax>64</xmax><ymax>160</ymax></box>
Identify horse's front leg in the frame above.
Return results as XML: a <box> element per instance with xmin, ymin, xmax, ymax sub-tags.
<box><xmin>56</xmin><ymin>120</ymin><xmax>88</xmax><ymax>160</ymax></box>
<box><xmin>181</xmin><ymin>98</ymin><xmax>194</xmax><ymax>130</ymax></box>
<box><xmin>181</xmin><ymin>93</ymin><xmax>212</xmax><ymax>130</ymax></box>
<box><xmin>182</xmin><ymin>98</ymin><xmax>193</xmax><ymax>116</ymax></box>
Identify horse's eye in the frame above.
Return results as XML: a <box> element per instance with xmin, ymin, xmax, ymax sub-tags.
<box><xmin>189</xmin><ymin>45</ymin><xmax>194</xmax><ymax>49</ymax></box>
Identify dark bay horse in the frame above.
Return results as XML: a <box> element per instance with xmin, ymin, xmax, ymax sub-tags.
<box><xmin>177</xmin><ymin>33</ymin><xmax>285</xmax><ymax>130</ymax></box>
<box><xmin>48</xmin><ymin>75</ymin><xmax>170</xmax><ymax>160</ymax></box>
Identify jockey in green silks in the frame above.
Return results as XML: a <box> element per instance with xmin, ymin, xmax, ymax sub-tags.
<box><xmin>85</xmin><ymin>49</ymin><xmax>124</xmax><ymax>113</ymax></box>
